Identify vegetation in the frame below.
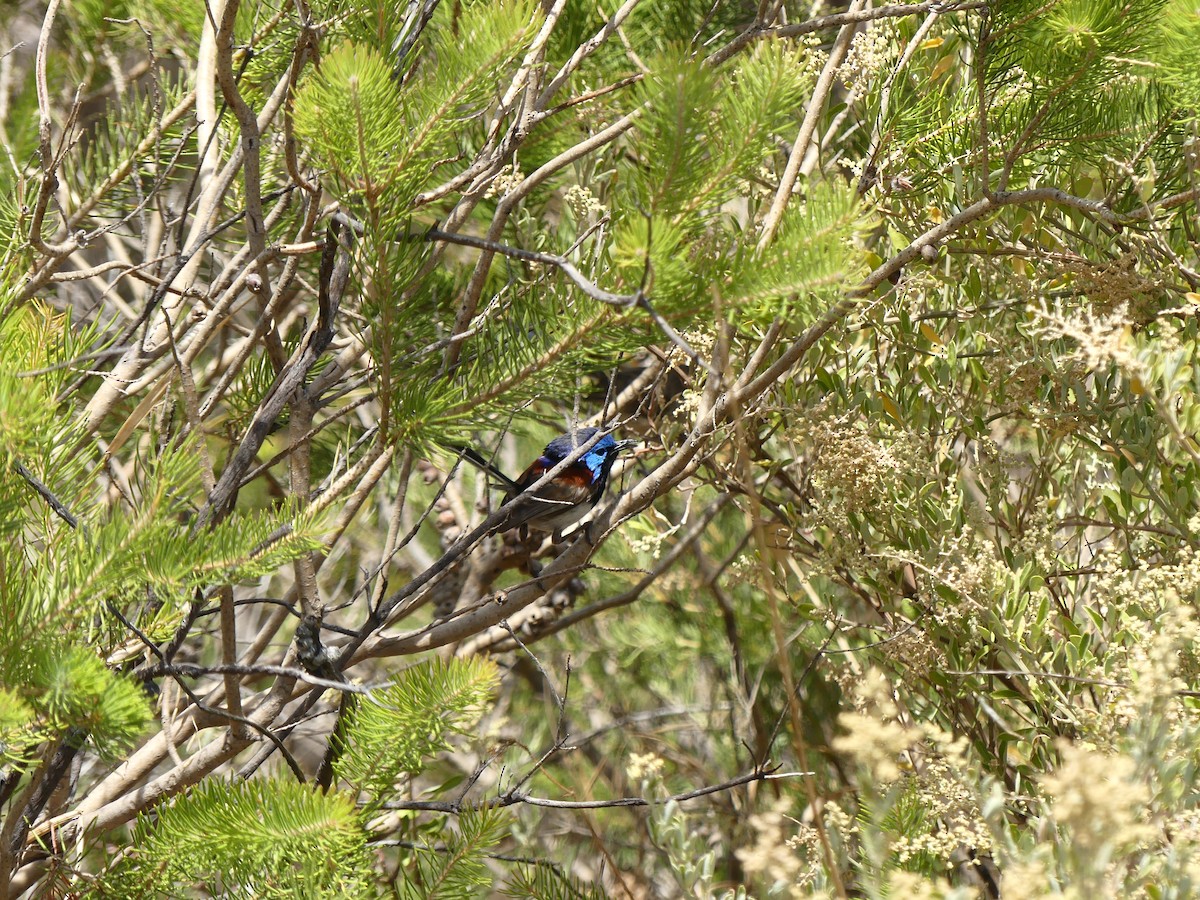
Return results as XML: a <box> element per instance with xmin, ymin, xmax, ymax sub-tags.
<box><xmin>2</xmin><ymin>0</ymin><xmax>1200</xmax><ymax>895</ymax></box>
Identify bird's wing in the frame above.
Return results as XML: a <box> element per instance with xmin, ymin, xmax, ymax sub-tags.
<box><xmin>506</xmin><ymin>462</ymin><xmax>597</xmax><ymax>532</ymax></box>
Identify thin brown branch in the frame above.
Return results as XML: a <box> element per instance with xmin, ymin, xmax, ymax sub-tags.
<box><xmin>12</xmin><ymin>461</ymin><xmax>79</xmax><ymax>529</ymax></box>
<box><xmin>707</xmin><ymin>1</ymin><xmax>986</xmax><ymax>67</ymax></box>
<box><xmin>380</xmin><ymin>765</ymin><xmax>810</xmax><ymax>813</ymax></box>
<box><xmin>757</xmin><ymin>0</ymin><xmax>865</xmax><ymax>251</ymax></box>
<box><xmin>29</xmin><ymin>0</ymin><xmax>80</xmax><ymax>260</ymax></box>
<box><xmin>193</xmin><ymin>219</ymin><xmax>352</xmax><ymax>530</ymax></box>
<box><xmin>425</xmin><ymin>227</ymin><xmax>710</xmax><ymax>369</ymax></box>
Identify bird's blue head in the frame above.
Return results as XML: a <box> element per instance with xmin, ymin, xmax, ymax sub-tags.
<box><xmin>543</xmin><ymin>428</ymin><xmax>633</xmax><ymax>479</ymax></box>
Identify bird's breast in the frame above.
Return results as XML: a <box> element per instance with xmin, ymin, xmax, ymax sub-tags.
<box><xmin>507</xmin><ymin>462</ymin><xmax>600</xmax><ymax>532</ymax></box>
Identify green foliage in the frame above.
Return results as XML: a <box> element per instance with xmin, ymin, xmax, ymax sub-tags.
<box><xmin>0</xmin><ymin>645</ymin><xmax>149</xmax><ymax>764</ymax></box>
<box><xmin>64</xmin><ymin>0</ymin><xmax>136</xmax><ymax>44</ymax></box>
<box><xmin>129</xmin><ymin>0</ymin><xmax>207</xmax><ymax>45</ymax></box>
<box><xmin>606</xmin><ymin>43</ymin><xmax>851</xmax><ymax>320</ymax></box>
<box><xmin>0</xmin><ymin>170</ymin><xmax>26</xmax><ymax>275</ymax></box>
<box><xmin>543</xmin><ymin>0</ymin><xmax>748</xmax><ymax>92</ymax></box>
<box><xmin>620</xmin><ymin>0</ymin><xmax>750</xmax><ymax>56</ymax></box>
<box><xmin>504</xmin><ymin>863</ymin><xmax>608</xmax><ymax>900</ymax></box>
<box><xmin>384</xmin><ymin>375</ymin><xmax>478</xmax><ymax>452</ymax></box>
<box><xmin>451</xmin><ymin>283</ymin><xmax>616</xmax><ymax>417</ymax></box>
<box><xmin>612</xmin><ymin>213</ymin><xmax>698</xmax><ymax>309</ymax></box>
<box><xmin>294</xmin><ymin>41</ymin><xmax>409</xmax><ymax>201</ymax></box>
<box><xmin>11</xmin><ymin>0</ymin><xmax>1200</xmax><ymax>895</ymax></box>
<box><xmin>335</xmin><ymin>657</ymin><xmax>500</xmax><ymax>802</ymax></box>
<box><xmin>1151</xmin><ymin>0</ymin><xmax>1200</xmax><ymax>108</ymax></box>
<box><xmin>23</xmin><ymin>647</ymin><xmax>151</xmax><ymax>755</ymax></box>
<box><xmin>22</xmin><ymin>444</ymin><xmax>328</xmax><ymax>623</ymax></box>
<box><xmin>727</xmin><ymin>183</ymin><xmax>868</xmax><ymax>321</ymax></box>
<box><xmin>409</xmin><ymin>0</ymin><xmax>540</xmax><ymax>150</ymax></box>
<box><xmin>0</xmin><ymin>304</ymin><xmax>77</xmax><ymax>467</ymax></box>
<box><xmin>398</xmin><ymin>807</ymin><xmax>508</xmax><ymax>899</ymax></box>
<box><xmin>631</xmin><ymin>54</ymin><xmax>721</xmax><ymax>216</ymax></box>
<box><xmin>998</xmin><ymin>0</ymin><xmax>1160</xmax><ymax>86</ymax></box>
<box><xmin>101</xmin><ymin>779</ymin><xmax>371</xmax><ymax>898</ymax></box>
<box><xmin>67</xmin><ymin>0</ymin><xmax>223</xmax><ymax>48</ymax></box>
<box><xmin>983</xmin><ymin>0</ymin><xmax>1167</xmax><ymax>174</ymax></box>
<box><xmin>0</xmin><ymin>307</ymin><xmax>325</xmax><ymax>765</ymax></box>
<box><xmin>0</xmin><ymin>303</ymin><xmax>156</xmax><ymax>758</ymax></box>
<box><xmin>631</xmin><ymin>45</ymin><xmax>812</xmax><ymax>222</ymax></box>
<box><xmin>295</xmin><ymin>1</ymin><xmax>541</xmax><ymax>213</ymax></box>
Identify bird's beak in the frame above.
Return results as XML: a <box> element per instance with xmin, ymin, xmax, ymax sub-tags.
<box><xmin>614</xmin><ymin>439</ymin><xmax>638</xmax><ymax>454</ymax></box>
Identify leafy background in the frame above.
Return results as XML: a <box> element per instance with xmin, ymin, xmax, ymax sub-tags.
<box><xmin>2</xmin><ymin>0</ymin><xmax>1200</xmax><ymax>896</ymax></box>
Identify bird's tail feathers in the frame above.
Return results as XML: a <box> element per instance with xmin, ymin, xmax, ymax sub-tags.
<box><xmin>448</xmin><ymin>444</ymin><xmax>523</xmax><ymax>493</ymax></box>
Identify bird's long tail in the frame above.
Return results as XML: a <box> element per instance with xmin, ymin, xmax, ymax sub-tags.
<box><xmin>447</xmin><ymin>444</ymin><xmax>523</xmax><ymax>493</ymax></box>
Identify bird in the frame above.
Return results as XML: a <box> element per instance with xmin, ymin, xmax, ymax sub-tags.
<box><xmin>454</xmin><ymin>428</ymin><xmax>636</xmax><ymax>537</ymax></box>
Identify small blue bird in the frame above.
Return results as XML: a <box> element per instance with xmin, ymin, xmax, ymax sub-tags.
<box><xmin>455</xmin><ymin>428</ymin><xmax>635</xmax><ymax>537</ymax></box>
